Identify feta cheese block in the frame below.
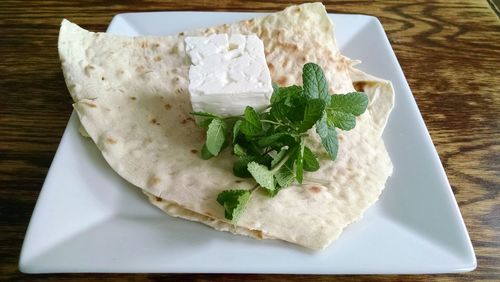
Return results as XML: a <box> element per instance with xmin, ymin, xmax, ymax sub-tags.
<box><xmin>185</xmin><ymin>34</ymin><xmax>273</xmax><ymax>117</ymax></box>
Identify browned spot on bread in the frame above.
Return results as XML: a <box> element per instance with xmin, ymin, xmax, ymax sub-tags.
<box><xmin>154</xmin><ymin>56</ymin><xmax>162</xmax><ymax>61</ymax></box>
<box><xmin>250</xmin><ymin>26</ymin><xmax>258</xmax><ymax>33</ymax></box>
<box><xmin>141</xmin><ymin>42</ymin><xmax>147</xmax><ymax>48</ymax></box>
<box><xmin>309</xmin><ymin>186</ymin><xmax>321</xmax><ymax>193</ymax></box>
<box><xmin>268</xmin><ymin>63</ymin><xmax>274</xmax><ymax>73</ymax></box>
<box><xmin>353</xmin><ymin>81</ymin><xmax>366</xmax><ymax>92</ymax></box>
<box><xmin>235</xmin><ymin>180</ymin><xmax>243</xmax><ymax>183</ymax></box>
<box><xmin>282</xmin><ymin>58</ymin><xmax>289</xmax><ymax>68</ymax></box>
<box><xmin>136</xmin><ymin>65</ymin><xmax>145</xmax><ymax>72</ymax></box>
<box><xmin>179</xmin><ymin>32</ymin><xmax>185</xmax><ymax>36</ymax></box>
<box><xmin>181</xmin><ymin>117</ymin><xmax>195</xmax><ymax>124</ymax></box>
<box><xmin>150</xmin><ymin>118</ymin><xmax>158</xmax><ymax>124</ymax></box>
<box><xmin>84</xmin><ymin>64</ymin><xmax>95</xmax><ymax>74</ymax></box>
<box><xmin>255</xmin><ymin>230</ymin><xmax>264</xmax><ymax>239</ymax></box>
<box><xmin>106</xmin><ymin>137</ymin><xmax>117</xmax><ymax>144</ymax></box>
<box><xmin>154</xmin><ymin>43</ymin><xmax>160</xmax><ymax>48</ymax></box>
<box><xmin>83</xmin><ymin>101</ymin><xmax>97</xmax><ymax>108</ymax></box>
<box><xmin>271</xmin><ymin>29</ymin><xmax>284</xmax><ymax>41</ymax></box>
<box><xmin>156</xmin><ymin>122</ymin><xmax>160</xmax><ymax>126</ymax></box>
<box><xmin>190</xmin><ymin>149</ymin><xmax>198</xmax><ymax>154</ymax></box>
<box><xmin>101</xmin><ymin>76</ymin><xmax>105</xmax><ymax>81</ymax></box>
<box><xmin>261</xmin><ymin>28</ymin><xmax>269</xmax><ymax>39</ymax></box>
<box><xmin>148</xmin><ymin>176</ymin><xmax>160</xmax><ymax>186</ymax></box>
<box><xmin>338</xmin><ymin>135</ymin><xmax>345</xmax><ymax>141</ymax></box>
<box><xmin>144</xmin><ymin>137</ymin><xmax>153</xmax><ymax>144</ymax></box>
<box><xmin>164</xmin><ymin>103</ymin><xmax>172</xmax><ymax>110</ymax></box>
<box><xmin>130</xmin><ymin>96</ymin><xmax>136</xmax><ymax>100</ymax></box>
<box><xmin>155</xmin><ymin>196</ymin><xmax>162</xmax><ymax>202</ymax></box>
<box><xmin>277</xmin><ymin>76</ymin><xmax>288</xmax><ymax>85</ymax></box>
<box><xmin>283</xmin><ymin>42</ymin><xmax>298</xmax><ymax>52</ymax></box>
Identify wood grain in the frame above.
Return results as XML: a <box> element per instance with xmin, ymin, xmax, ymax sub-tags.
<box><xmin>1</xmin><ymin>0</ymin><xmax>499</xmax><ymax>280</ymax></box>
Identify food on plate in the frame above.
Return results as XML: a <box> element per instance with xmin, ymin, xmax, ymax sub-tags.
<box><xmin>58</xmin><ymin>2</ymin><xmax>395</xmax><ymax>250</ymax></box>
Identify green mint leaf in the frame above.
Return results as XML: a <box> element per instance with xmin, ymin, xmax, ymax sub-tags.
<box><xmin>275</xmin><ymin>159</ymin><xmax>295</xmax><ymax>188</ymax></box>
<box><xmin>269</xmin><ymin>100</ymin><xmax>289</xmax><ymax>124</ymax></box>
<box><xmin>295</xmin><ymin>142</ymin><xmax>304</xmax><ymax>184</ymax></box>
<box><xmin>271</xmin><ymin>85</ymin><xmax>303</xmax><ymax>104</ymax></box>
<box><xmin>266</xmin><ymin>185</ymin><xmax>284</xmax><ymax>197</ymax></box>
<box><xmin>270</xmin><ymin>95</ymin><xmax>307</xmax><ymax>126</ymax></box>
<box><xmin>240</xmin><ymin>106</ymin><xmax>263</xmax><ymax>136</ymax></box>
<box><xmin>233</xmin><ymin>156</ymin><xmax>254</xmax><ymax>178</ymax></box>
<box><xmin>270</xmin><ymin>83</ymin><xmax>281</xmax><ymax>104</ymax></box>
<box><xmin>191</xmin><ymin>111</ymin><xmax>221</xmax><ymax>128</ymax></box>
<box><xmin>271</xmin><ymin>148</ymin><xmax>288</xmax><ymax>168</ymax></box>
<box><xmin>256</xmin><ymin>133</ymin><xmax>295</xmax><ymax>148</ymax></box>
<box><xmin>201</xmin><ymin>143</ymin><xmax>214</xmax><ymax>160</ymax></box>
<box><xmin>298</xmin><ymin>98</ymin><xmax>325</xmax><ymax>132</ymax></box>
<box><xmin>232</xmin><ymin>120</ymin><xmax>242</xmax><ymax>143</ymax></box>
<box><xmin>326</xmin><ymin>111</ymin><xmax>356</xmax><ymax>130</ymax></box>
<box><xmin>216</xmin><ymin>189</ymin><xmax>251</xmax><ymax>221</ymax></box>
<box><xmin>259</xmin><ymin>112</ymin><xmax>273</xmax><ymax>132</ymax></box>
<box><xmin>325</xmin><ymin>92</ymin><xmax>368</xmax><ymax>131</ymax></box>
<box><xmin>286</xmin><ymin>96</ymin><xmax>308</xmax><ymax>123</ymax></box>
<box><xmin>233</xmin><ymin>143</ymin><xmax>246</xmax><ymax>156</ymax></box>
<box><xmin>199</xmin><ymin>118</ymin><xmax>214</xmax><ymax>128</ymax></box>
<box><xmin>303</xmin><ymin>146</ymin><xmax>320</xmax><ymax>171</ymax></box>
<box><xmin>316</xmin><ymin>114</ymin><xmax>339</xmax><ymax>160</ymax></box>
<box><xmin>247</xmin><ymin>162</ymin><xmax>275</xmax><ymax>192</ymax></box>
<box><xmin>302</xmin><ymin>62</ymin><xmax>329</xmax><ymax>101</ymax></box>
<box><xmin>329</xmin><ymin>92</ymin><xmax>368</xmax><ymax>116</ymax></box>
<box><xmin>206</xmin><ymin>118</ymin><xmax>226</xmax><ymax>156</ymax></box>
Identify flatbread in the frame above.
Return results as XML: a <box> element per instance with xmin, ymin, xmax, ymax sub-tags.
<box><xmin>58</xmin><ymin>2</ymin><xmax>394</xmax><ymax>249</ymax></box>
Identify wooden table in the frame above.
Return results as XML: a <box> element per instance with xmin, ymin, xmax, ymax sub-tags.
<box><xmin>1</xmin><ymin>0</ymin><xmax>499</xmax><ymax>280</ymax></box>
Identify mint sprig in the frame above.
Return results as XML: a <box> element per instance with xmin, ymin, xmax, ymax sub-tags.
<box><xmin>192</xmin><ymin>62</ymin><xmax>368</xmax><ymax>221</ymax></box>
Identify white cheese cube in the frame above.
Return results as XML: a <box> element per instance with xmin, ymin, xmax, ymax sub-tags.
<box><xmin>185</xmin><ymin>34</ymin><xmax>273</xmax><ymax>117</ymax></box>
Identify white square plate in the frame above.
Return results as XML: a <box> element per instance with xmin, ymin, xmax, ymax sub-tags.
<box><xmin>19</xmin><ymin>12</ymin><xmax>476</xmax><ymax>274</ymax></box>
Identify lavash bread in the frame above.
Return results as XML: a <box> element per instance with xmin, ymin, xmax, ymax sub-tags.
<box><xmin>58</xmin><ymin>2</ymin><xmax>394</xmax><ymax>249</ymax></box>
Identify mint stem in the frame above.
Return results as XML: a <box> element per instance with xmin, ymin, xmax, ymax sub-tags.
<box><xmin>250</xmin><ymin>183</ymin><xmax>260</xmax><ymax>192</ymax></box>
<box><xmin>270</xmin><ymin>151</ymin><xmax>291</xmax><ymax>174</ymax></box>
<box><xmin>260</xmin><ymin>119</ymin><xmax>282</xmax><ymax>125</ymax></box>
